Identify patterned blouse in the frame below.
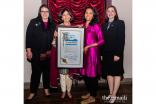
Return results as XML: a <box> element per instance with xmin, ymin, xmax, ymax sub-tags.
<box><xmin>52</xmin><ymin>23</ymin><xmax>69</xmax><ymax>74</ymax></box>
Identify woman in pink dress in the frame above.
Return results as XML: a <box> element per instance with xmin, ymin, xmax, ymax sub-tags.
<box><xmin>80</xmin><ymin>6</ymin><xmax>105</xmax><ymax>104</ymax></box>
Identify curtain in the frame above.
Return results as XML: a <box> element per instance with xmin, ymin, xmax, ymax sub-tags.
<box><xmin>49</xmin><ymin>0</ymin><xmax>105</xmax><ymax>25</ymax></box>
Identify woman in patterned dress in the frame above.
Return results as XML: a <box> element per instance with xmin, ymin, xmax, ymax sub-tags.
<box><xmin>50</xmin><ymin>9</ymin><xmax>80</xmax><ymax>101</ymax></box>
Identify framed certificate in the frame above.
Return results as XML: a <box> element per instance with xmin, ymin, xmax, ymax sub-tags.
<box><xmin>56</xmin><ymin>25</ymin><xmax>85</xmax><ymax>69</ymax></box>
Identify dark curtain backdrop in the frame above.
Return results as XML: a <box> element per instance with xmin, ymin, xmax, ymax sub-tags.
<box><xmin>49</xmin><ymin>0</ymin><xmax>105</xmax><ymax>25</ymax></box>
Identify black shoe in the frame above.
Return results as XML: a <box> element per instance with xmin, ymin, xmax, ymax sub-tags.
<box><xmin>25</xmin><ymin>93</ymin><xmax>36</xmax><ymax>103</ymax></box>
<box><xmin>43</xmin><ymin>89</ymin><xmax>51</xmax><ymax>98</ymax></box>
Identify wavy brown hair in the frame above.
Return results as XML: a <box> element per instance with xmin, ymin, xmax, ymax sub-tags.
<box><xmin>105</xmin><ymin>5</ymin><xmax>119</xmax><ymax>22</ymax></box>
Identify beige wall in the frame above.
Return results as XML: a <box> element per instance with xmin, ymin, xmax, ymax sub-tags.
<box><xmin>112</xmin><ymin>0</ymin><xmax>132</xmax><ymax>78</ymax></box>
<box><xmin>24</xmin><ymin>0</ymin><xmax>41</xmax><ymax>82</ymax></box>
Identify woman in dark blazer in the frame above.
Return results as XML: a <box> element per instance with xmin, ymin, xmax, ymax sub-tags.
<box><xmin>101</xmin><ymin>5</ymin><xmax>125</xmax><ymax>104</ymax></box>
<box><xmin>25</xmin><ymin>5</ymin><xmax>56</xmax><ymax>103</ymax></box>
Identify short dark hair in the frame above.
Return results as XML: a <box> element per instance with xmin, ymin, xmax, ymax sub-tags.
<box><xmin>105</xmin><ymin>5</ymin><xmax>119</xmax><ymax>22</ymax></box>
<box><xmin>59</xmin><ymin>9</ymin><xmax>73</xmax><ymax>23</ymax></box>
<box><xmin>83</xmin><ymin>6</ymin><xmax>99</xmax><ymax>26</ymax></box>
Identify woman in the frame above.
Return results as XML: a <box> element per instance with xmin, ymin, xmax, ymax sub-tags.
<box><xmin>25</xmin><ymin>5</ymin><xmax>56</xmax><ymax>103</ymax></box>
<box><xmin>80</xmin><ymin>6</ymin><xmax>104</xmax><ymax>104</ymax></box>
<box><xmin>50</xmin><ymin>8</ymin><xmax>80</xmax><ymax>101</ymax></box>
<box><xmin>101</xmin><ymin>5</ymin><xmax>125</xmax><ymax>104</ymax></box>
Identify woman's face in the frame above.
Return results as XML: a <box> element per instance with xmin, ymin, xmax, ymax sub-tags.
<box><xmin>62</xmin><ymin>11</ymin><xmax>71</xmax><ymax>22</ymax></box>
<box><xmin>107</xmin><ymin>7</ymin><xmax>116</xmax><ymax>20</ymax></box>
<box><xmin>40</xmin><ymin>7</ymin><xmax>49</xmax><ymax>20</ymax></box>
<box><xmin>85</xmin><ymin>8</ymin><xmax>94</xmax><ymax>22</ymax></box>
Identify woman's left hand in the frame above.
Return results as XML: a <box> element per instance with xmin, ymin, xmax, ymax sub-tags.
<box><xmin>114</xmin><ymin>56</ymin><xmax>120</xmax><ymax>62</ymax></box>
<box><xmin>77</xmin><ymin>24</ymin><xmax>83</xmax><ymax>28</ymax></box>
<box><xmin>83</xmin><ymin>46</ymin><xmax>90</xmax><ymax>54</ymax></box>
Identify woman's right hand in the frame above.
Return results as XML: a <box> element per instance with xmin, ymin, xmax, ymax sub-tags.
<box><xmin>54</xmin><ymin>30</ymin><xmax>58</xmax><ymax>37</ymax></box>
<box><xmin>101</xmin><ymin>56</ymin><xmax>103</xmax><ymax>61</ymax></box>
<box><xmin>26</xmin><ymin>48</ymin><xmax>32</xmax><ymax>60</ymax></box>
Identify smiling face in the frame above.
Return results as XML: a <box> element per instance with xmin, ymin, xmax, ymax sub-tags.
<box><xmin>40</xmin><ymin>7</ymin><xmax>49</xmax><ymax>20</ymax></box>
<box><xmin>107</xmin><ymin>7</ymin><xmax>116</xmax><ymax>20</ymax></box>
<box><xmin>85</xmin><ymin>8</ymin><xmax>94</xmax><ymax>22</ymax></box>
<box><xmin>62</xmin><ymin>11</ymin><xmax>71</xmax><ymax>23</ymax></box>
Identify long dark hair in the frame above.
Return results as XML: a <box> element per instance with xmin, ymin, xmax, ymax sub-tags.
<box><xmin>105</xmin><ymin>5</ymin><xmax>119</xmax><ymax>22</ymax></box>
<box><xmin>83</xmin><ymin>6</ymin><xmax>99</xmax><ymax>26</ymax></box>
<box><xmin>37</xmin><ymin>4</ymin><xmax>55</xmax><ymax>30</ymax></box>
<box><xmin>59</xmin><ymin>8</ymin><xmax>73</xmax><ymax>24</ymax></box>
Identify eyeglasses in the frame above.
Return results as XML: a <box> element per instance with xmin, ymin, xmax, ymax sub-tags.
<box><xmin>40</xmin><ymin>11</ymin><xmax>49</xmax><ymax>14</ymax></box>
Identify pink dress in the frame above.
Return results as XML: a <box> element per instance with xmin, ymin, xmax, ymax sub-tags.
<box><xmin>80</xmin><ymin>23</ymin><xmax>105</xmax><ymax>77</ymax></box>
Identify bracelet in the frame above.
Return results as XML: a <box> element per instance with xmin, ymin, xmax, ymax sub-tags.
<box><xmin>90</xmin><ymin>44</ymin><xmax>92</xmax><ymax>48</ymax></box>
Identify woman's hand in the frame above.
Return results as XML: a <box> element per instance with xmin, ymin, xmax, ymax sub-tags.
<box><xmin>77</xmin><ymin>24</ymin><xmax>83</xmax><ymax>28</ymax></box>
<box><xmin>54</xmin><ymin>31</ymin><xmax>58</xmax><ymax>37</ymax></box>
<box><xmin>101</xmin><ymin>56</ymin><xmax>103</xmax><ymax>61</ymax></box>
<box><xmin>114</xmin><ymin>56</ymin><xmax>120</xmax><ymax>62</ymax></box>
<box><xmin>26</xmin><ymin>48</ymin><xmax>32</xmax><ymax>60</ymax></box>
<box><xmin>83</xmin><ymin>46</ymin><xmax>90</xmax><ymax>54</ymax></box>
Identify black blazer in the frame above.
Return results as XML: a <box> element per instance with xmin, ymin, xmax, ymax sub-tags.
<box><xmin>101</xmin><ymin>20</ymin><xmax>125</xmax><ymax>57</ymax></box>
<box><xmin>26</xmin><ymin>18</ymin><xmax>56</xmax><ymax>50</ymax></box>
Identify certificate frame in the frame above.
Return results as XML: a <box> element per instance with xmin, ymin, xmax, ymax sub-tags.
<box><xmin>56</xmin><ymin>25</ymin><xmax>85</xmax><ymax>69</ymax></box>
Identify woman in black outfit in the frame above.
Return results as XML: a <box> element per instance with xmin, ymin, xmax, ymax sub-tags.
<box><xmin>25</xmin><ymin>5</ymin><xmax>56</xmax><ymax>103</ymax></box>
<box><xmin>101</xmin><ymin>5</ymin><xmax>125</xmax><ymax>104</ymax></box>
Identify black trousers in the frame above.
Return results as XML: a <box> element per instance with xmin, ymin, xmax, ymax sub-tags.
<box><xmin>83</xmin><ymin>76</ymin><xmax>98</xmax><ymax>97</ymax></box>
<box><xmin>30</xmin><ymin>49</ymin><xmax>50</xmax><ymax>93</ymax></box>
